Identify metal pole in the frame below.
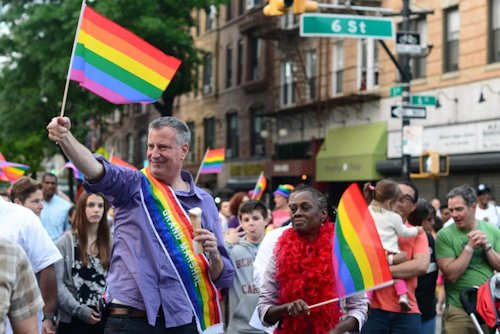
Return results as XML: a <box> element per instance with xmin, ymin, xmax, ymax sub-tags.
<box><xmin>400</xmin><ymin>0</ymin><xmax>412</xmax><ymax>180</ymax></box>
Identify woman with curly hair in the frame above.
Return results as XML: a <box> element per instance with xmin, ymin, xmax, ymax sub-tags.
<box><xmin>55</xmin><ymin>192</ymin><xmax>111</xmax><ymax>334</ymax></box>
<box><xmin>257</xmin><ymin>186</ymin><xmax>368</xmax><ymax>334</ymax></box>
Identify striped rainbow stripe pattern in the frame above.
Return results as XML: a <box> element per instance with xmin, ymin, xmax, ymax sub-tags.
<box><xmin>140</xmin><ymin>168</ymin><xmax>222</xmax><ymax>333</ymax></box>
<box><xmin>70</xmin><ymin>5</ymin><xmax>181</xmax><ymax>104</ymax></box>
<box><xmin>199</xmin><ymin>148</ymin><xmax>225</xmax><ymax>174</ymax></box>
<box><xmin>332</xmin><ymin>183</ymin><xmax>393</xmax><ymax>298</ymax></box>
<box><xmin>251</xmin><ymin>172</ymin><xmax>267</xmax><ymax>200</ymax></box>
<box><xmin>0</xmin><ymin>161</ymin><xmax>29</xmax><ymax>183</ymax></box>
<box><xmin>64</xmin><ymin>161</ymin><xmax>84</xmax><ymax>180</ymax></box>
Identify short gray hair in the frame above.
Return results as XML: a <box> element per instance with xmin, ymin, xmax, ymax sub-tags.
<box><xmin>291</xmin><ymin>185</ymin><xmax>328</xmax><ymax>211</ymax></box>
<box><xmin>447</xmin><ymin>185</ymin><xmax>477</xmax><ymax>206</ymax></box>
<box><xmin>148</xmin><ymin>117</ymin><xmax>191</xmax><ymax>146</ymax></box>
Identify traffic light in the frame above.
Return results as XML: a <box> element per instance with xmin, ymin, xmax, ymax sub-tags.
<box><xmin>263</xmin><ymin>0</ymin><xmax>291</xmax><ymax>16</ymax></box>
<box><xmin>419</xmin><ymin>151</ymin><xmax>449</xmax><ymax>176</ymax></box>
<box><xmin>292</xmin><ymin>0</ymin><xmax>319</xmax><ymax>14</ymax></box>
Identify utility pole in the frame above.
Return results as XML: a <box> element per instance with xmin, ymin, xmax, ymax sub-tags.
<box><xmin>400</xmin><ymin>0</ymin><xmax>412</xmax><ymax>180</ymax></box>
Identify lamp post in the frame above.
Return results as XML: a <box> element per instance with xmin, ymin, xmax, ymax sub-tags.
<box><xmin>400</xmin><ymin>0</ymin><xmax>412</xmax><ymax>180</ymax></box>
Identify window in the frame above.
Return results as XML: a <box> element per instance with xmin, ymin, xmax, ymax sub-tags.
<box><xmin>126</xmin><ymin>134</ymin><xmax>134</xmax><ymax>163</ymax></box>
<box><xmin>251</xmin><ymin>110</ymin><xmax>267</xmax><ymax>156</ymax></box>
<box><xmin>249</xmin><ymin>37</ymin><xmax>262</xmax><ymax>81</ymax></box>
<box><xmin>412</xmin><ymin>18</ymin><xmax>427</xmax><ymax>79</ymax></box>
<box><xmin>226</xmin><ymin>1</ymin><xmax>233</xmax><ymax>22</ymax></box>
<box><xmin>238</xmin><ymin>0</ymin><xmax>245</xmax><ymax>15</ymax></box>
<box><xmin>186</xmin><ymin>121</ymin><xmax>196</xmax><ymax>162</ymax></box>
<box><xmin>139</xmin><ymin>132</ymin><xmax>147</xmax><ymax>163</ymax></box>
<box><xmin>281</xmin><ymin>60</ymin><xmax>296</xmax><ymax>106</ymax></box>
<box><xmin>444</xmin><ymin>7</ymin><xmax>459</xmax><ymax>72</ymax></box>
<box><xmin>237</xmin><ymin>39</ymin><xmax>244</xmax><ymax>85</ymax></box>
<box><xmin>205</xmin><ymin>5</ymin><xmax>216</xmax><ymax>32</ymax></box>
<box><xmin>306</xmin><ymin>50</ymin><xmax>317</xmax><ymax>101</ymax></box>
<box><xmin>247</xmin><ymin>0</ymin><xmax>262</xmax><ymax>10</ymax></box>
<box><xmin>332</xmin><ymin>41</ymin><xmax>344</xmax><ymax>94</ymax></box>
<box><xmin>203</xmin><ymin>117</ymin><xmax>216</xmax><ymax>150</ymax></box>
<box><xmin>202</xmin><ymin>54</ymin><xmax>213</xmax><ymax>95</ymax></box>
<box><xmin>489</xmin><ymin>0</ymin><xmax>500</xmax><ymax>63</ymax></box>
<box><xmin>226</xmin><ymin>112</ymin><xmax>239</xmax><ymax>158</ymax></box>
<box><xmin>226</xmin><ymin>44</ymin><xmax>233</xmax><ymax>88</ymax></box>
<box><xmin>358</xmin><ymin>39</ymin><xmax>379</xmax><ymax>90</ymax></box>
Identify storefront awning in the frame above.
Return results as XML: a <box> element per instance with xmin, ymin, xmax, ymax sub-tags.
<box><xmin>316</xmin><ymin>122</ymin><xmax>387</xmax><ymax>182</ymax></box>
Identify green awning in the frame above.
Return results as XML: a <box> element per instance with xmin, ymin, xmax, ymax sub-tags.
<box><xmin>316</xmin><ymin>122</ymin><xmax>387</xmax><ymax>182</ymax></box>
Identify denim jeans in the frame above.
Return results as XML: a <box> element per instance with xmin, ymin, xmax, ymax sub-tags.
<box><xmin>421</xmin><ymin>316</ymin><xmax>436</xmax><ymax>334</ymax></box>
<box><xmin>104</xmin><ymin>315</ymin><xmax>198</xmax><ymax>334</ymax></box>
<box><xmin>361</xmin><ymin>309</ymin><xmax>422</xmax><ymax>334</ymax></box>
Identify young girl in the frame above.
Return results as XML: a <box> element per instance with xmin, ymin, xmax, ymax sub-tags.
<box><xmin>55</xmin><ymin>192</ymin><xmax>111</xmax><ymax>334</ymax></box>
<box><xmin>363</xmin><ymin>179</ymin><xmax>423</xmax><ymax>311</ymax></box>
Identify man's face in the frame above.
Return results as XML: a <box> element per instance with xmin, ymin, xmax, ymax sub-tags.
<box><xmin>220</xmin><ymin>201</ymin><xmax>231</xmax><ymax>218</ymax></box>
<box><xmin>448</xmin><ymin>195</ymin><xmax>476</xmax><ymax>230</ymax></box>
<box><xmin>477</xmin><ymin>192</ymin><xmax>490</xmax><ymax>206</ymax></box>
<box><xmin>18</xmin><ymin>189</ymin><xmax>44</xmax><ymax>216</ymax></box>
<box><xmin>273</xmin><ymin>194</ymin><xmax>288</xmax><ymax>209</ymax></box>
<box><xmin>396</xmin><ymin>184</ymin><xmax>417</xmax><ymax>221</ymax></box>
<box><xmin>146</xmin><ymin>127</ymin><xmax>188</xmax><ymax>183</ymax></box>
<box><xmin>440</xmin><ymin>207</ymin><xmax>451</xmax><ymax>222</ymax></box>
<box><xmin>42</xmin><ymin>175</ymin><xmax>57</xmax><ymax>199</ymax></box>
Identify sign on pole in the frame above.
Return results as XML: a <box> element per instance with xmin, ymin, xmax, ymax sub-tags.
<box><xmin>391</xmin><ymin>105</ymin><xmax>427</xmax><ymax>119</ymax></box>
<box><xmin>390</xmin><ymin>86</ymin><xmax>403</xmax><ymax>97</ymax></box>
<box><xmin>411</xmin><ymin>95</ymin><xmax>436</xmax><ymax>106</ymax></box>
<box><xmin>300</xmin><ymin>13</ymin><xmax>395</xmax><ymax>39</ymax></box>
<box><xmin>395</xmin><ymin>31</ymin><xmax>421</xmax><ymax>55</ymax></box>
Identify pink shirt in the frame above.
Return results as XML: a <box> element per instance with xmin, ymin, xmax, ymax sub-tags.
<box><xmin>272</xmin><ymin>209</ymin><xmax>290</xmax><ymax>228</ymax></box>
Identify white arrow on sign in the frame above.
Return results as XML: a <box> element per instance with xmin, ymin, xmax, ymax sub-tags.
<box><xmin>391</xmin><ymin>105</ymin><xmax>427</xmax><ymax>119</ymax></box>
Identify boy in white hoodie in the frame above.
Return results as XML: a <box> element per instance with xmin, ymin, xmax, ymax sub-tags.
<box><xmin>225</xmin><ymin>200</ymin><xmax>268</xmax><ymax>334</ymax></box>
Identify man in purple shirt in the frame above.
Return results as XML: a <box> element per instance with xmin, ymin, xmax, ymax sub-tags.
<box><xmin>47</xmin><ymin>116</ymin><xmax>234</xmax><ymax>334</ymax></box>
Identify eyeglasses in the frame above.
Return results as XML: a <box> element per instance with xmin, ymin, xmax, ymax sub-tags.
<box><xmin>399</xmin><ymin>194</ymin><xmax>415</xmax><ymax>203</ymax></box>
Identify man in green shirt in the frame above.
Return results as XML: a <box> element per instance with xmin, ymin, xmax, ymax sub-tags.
<box><xmin>436</xmin><ymin>185</ymin><xmax>500</xmax><ymax>334</ymax></box>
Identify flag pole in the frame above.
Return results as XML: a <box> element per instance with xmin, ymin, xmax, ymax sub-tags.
<box><xmin>59</xmin><ymin>0</ymin><xmax>86</xmax><ymax>117</ymax></box>
<box><xmin>194</xmin><ymin>148</ymin><xmax>209</xmax><ymax>185</ymax></box>
<box><xmin>308</xmin><ymin>297</ymin><xmax>339</xmax><ymax>310</ymax></box>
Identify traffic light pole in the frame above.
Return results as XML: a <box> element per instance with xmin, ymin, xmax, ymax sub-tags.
<box><xmin>400</xmin><ymin>0</ymin><xmax>412</xmax><ymax>180</ymax></box>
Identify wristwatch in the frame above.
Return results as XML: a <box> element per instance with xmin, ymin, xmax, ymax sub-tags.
<box><xmin>484</xmin><ymin>243</ymin><xmax>493</xmax><ymax>252</ymax></box>
<box><xmin>43</xmin><ymin>314</ymin><xmax>57</xmax><ymax>326</ymax></box>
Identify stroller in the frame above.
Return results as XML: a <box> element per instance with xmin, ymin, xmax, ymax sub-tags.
<box><xmin>460</xmin><ymin>273</ymin><xmax>500</xmax><ymax>334</ymax></box>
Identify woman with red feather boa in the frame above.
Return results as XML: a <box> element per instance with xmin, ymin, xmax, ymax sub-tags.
<box><xmin>257</xmin><ymin>186</ymin><xmax>368</xmax><ymax>334</ymax></box>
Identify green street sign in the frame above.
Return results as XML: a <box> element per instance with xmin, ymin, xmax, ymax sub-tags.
<box><xmin>411</xmin><ymin>95</ymin><xmax>436</xmax><ymax>106</ymax></box>
<box><xmin>390</xmin><ymin>86</ymin><xmax>403</xmax><ymax>97</ymax></box>
<box><xmin>300</xmin><ymin>13</ymin><xmax>395</xmax><ymax>39</ymax></box>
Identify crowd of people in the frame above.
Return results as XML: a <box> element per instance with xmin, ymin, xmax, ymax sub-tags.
<box><xmin>1</xmin><ymin>114</ymin><xmax>499</xmax><ymax>334</ymax></box>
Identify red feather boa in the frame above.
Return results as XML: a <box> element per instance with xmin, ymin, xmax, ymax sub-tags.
<box><xmin>275</xmin><ymin>222</ymin><xmax>341</xmax><ymax>334</ymax></box>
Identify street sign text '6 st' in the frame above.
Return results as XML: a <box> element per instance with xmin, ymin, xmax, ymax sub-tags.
<box><xmin>300</xmin><ymin>13</ymin><xmax>395</xmax><ymax>39</ymax></box>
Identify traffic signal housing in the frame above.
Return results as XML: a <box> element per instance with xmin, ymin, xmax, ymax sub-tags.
<box><xmin>293</xmin><ymin>0</ymin><xmax>319</xmax><ymax>14</ymax></box>
<box><xmin>411</xmin><ymin>151</ymin><xmax>449</xmax><ymax>178</ymax></box>
<box><xmin>263</xmin><ymin>0</ymin><xmax>318</xmax><ymax>16</ymax></box>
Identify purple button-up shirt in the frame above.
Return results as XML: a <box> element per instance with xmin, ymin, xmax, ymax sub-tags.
<box><xmin>84</xmin><ymin>157</ymin><xmax>234</xmax><ymax>327</ymax></box>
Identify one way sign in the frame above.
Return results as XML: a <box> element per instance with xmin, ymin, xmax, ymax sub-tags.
<box><xmin>391</xmin><ymin>105</ymin><xmax>427</xmax><ymax>119</ymax></box>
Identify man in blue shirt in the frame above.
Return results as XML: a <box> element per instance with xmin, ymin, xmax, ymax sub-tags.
<box><xmin>40</xmin><ymin>173</ymin><xmax>72</xmax><ymax>241</ymax></box>
<box><xmin>47</xmin><ymin>116</ymin><xmax>234</xmax><ymax>334</ymax></box>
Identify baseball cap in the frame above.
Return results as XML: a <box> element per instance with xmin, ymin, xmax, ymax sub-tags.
<box><xmin>273</xmin><ymin>184</ymin><xmax>294</xmax><ymax>199</ymax></box>
<box><xmin>476</xmin><ymin>184</ymin><xmax>491</xmax><ymax>196</ymax></box>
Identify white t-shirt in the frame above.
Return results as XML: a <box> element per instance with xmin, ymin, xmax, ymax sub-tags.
<box><xmin>0</xmin><ymin>198</ymin><xmax>62</xmax><ymax>334</ymax></box>
<box><xmin>475</xmin><ymin>204</ymin><xmax>500</xmax><ymax>227</ymax></box>
<box><xmin>0</xmin><ymin>198</ymin><xmax>62</xmax><ymax>273</ymax></box>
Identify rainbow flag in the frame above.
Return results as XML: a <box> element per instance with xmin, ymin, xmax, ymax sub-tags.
<box><xmin>251</xmin><ymin>172</ymin><xmax>267</xmax><ymax>200</ymax></box>
<box><xmin>110</xmin><ymin>155</ymin><xmax>138</xmax><ymax>171</ymax></box>
<box><xmin>0</xmin><ymin>161</ymin><xmax>30</xmax><ymax>183</ymax></box>
<box><xmin>140</xmin><ymin>168</ymin><xmax>223</xmax><ymax>333</ymax></box>
<box><xmin>333</xmin><ymin>183</ymin><xmax>393</xmax><ymax>298</ymax></box>
<box><xmin>70</xmin><ymin>5</ymin><xmax>182</xmax><ymax>104</ymax></box>
<box><xmin>199</xmin><ymin>148</ymin><xmax>225</xmax><ymax>174</ymax></box>
<box><xmin>64</xmin><ymin>161</ymin><xmax>85</xmax><ymax>180</ymax></box>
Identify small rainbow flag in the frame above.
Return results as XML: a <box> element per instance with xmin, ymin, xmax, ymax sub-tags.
<box><xmin>110</xmin><ymin>155</ymin><xmax>138</xmax><ymax>171</ymax></box>
<box><xmin>199</xmin><ymin>148</ymin><xmax>225</xmax><ymax>174</ymax></box>
<box><xmin>251</xmin><ymin>172</ymin><xmax>267</xmax><ymax>200</ymax></box>
<box><xmin>70</xmin><ymin>5</ymin><xmax>182</xmax><ymax>104</ymax></box>
<box><xmin>0</xmin><ymin>161</ymin><xmax>30</xmax><ymax>184</ymax></box>
<box><xmin>64</xmin><ymin>161</ymin><xmax>85</xmax><ymax>180</ymax></box>
<box><xmin>333</xmin><ymin>183</ymin><xmax>393</xmax><ymax>298</ymax></box>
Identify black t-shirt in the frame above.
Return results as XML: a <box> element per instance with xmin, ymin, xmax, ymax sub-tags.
<box><xmin>415</xmin><ymin>233</ymin><xmax>438</xmax><ymax>320</ymax></box>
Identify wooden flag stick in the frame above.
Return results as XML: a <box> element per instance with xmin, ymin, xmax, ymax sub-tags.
<box><xmin>60</xmin><ymin>0</ymin><xmax>87</xmax><ymax>117</ymax></box>
<box><xmin>308</xmin><ymin>297</ymin><xmax>339</xmax><ymax>310</ymax></box>
<box><xmin>194</xmin><ymin>148</ymin><xmax>209</xmax><ymax>185</ymax></box>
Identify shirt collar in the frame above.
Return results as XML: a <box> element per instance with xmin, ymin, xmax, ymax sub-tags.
<box><xmin>178</xmin><ymin>170</ymin><xmax>203</xmax><ymax>200</ymax></box>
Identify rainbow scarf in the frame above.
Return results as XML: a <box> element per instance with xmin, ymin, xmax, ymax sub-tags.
<box><xmin>140</xmin><ymin>168</ymin><xmax>223</xmax><ymax>333</ymax></box>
